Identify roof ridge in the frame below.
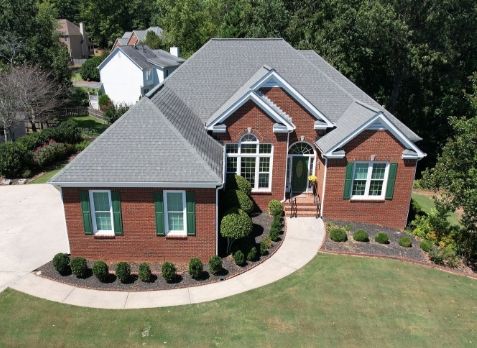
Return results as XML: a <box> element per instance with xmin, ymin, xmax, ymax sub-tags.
<box><xmin>210</xmin><ymin>38</ymin><xmax>285</xmax><ymax>41</ymax></box>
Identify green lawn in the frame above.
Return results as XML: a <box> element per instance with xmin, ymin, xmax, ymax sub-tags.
<box><xmin>71</xmin><ymin>116</ymin><xmax>109</xmax><ymax>137</ymax></box>
<box><xmin>412</xmin><ymin>192</ymin><xmax>461</xmax><ymax>226</ymax></box>
<box><xmin>30</xmin><ymin>165</ymin><xmax>66</xmax><ymax>184</ymax></box>
<box><xmin>1</xmin><ymin>253</ymin><xmax>476</xmax><ymax>347</ymax></box>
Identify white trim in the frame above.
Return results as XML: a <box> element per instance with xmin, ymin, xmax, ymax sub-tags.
<box><xmin>320</xmin><ymin>157</ymin><xmax>328</xmax><ymax>218</ymax></box>
<box><xmin>51</xmin><ymin>182</ymin><xmax>220</xmax><ymax>188</ymax></box>
<box><xmin>350</xmin><ymin>162</ymin><xmax>389</xmax><ymax>200</ymax></box>
<box><xmin>207</xmin><ymin>91</ymin><xmax>294</xmax><ymax>131</ymax></box>
<box><xmin>250</xmin><ymin>69</ymin><xmax>334</xmax><ymax>128</ymax></box>
<box><xmin>163</xmin><ymin>190</ymin><xmax>187</xmax><ymax>236</ymax></box>
<box><xmin>215</xmin><ymin>184</ymin><xmax>223</xmax><ymax>256</ymax></box>
<box><xmin>286</xmin><ymin>141</ymin><xmax>317</xmax><ymax>192</ymax></box>
<box><xmin>89</xmin><ymin>190</ymin><xmax>114</xmax><ymax>236</ymax></box>
<box><xmin>324</xmin><ymin>112</ymin><xmax>426</xmax><ymax>159</ymax></box>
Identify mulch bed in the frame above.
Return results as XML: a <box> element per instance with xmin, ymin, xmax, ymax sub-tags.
<box><xmin>37</xmin><ymin>212</ymin><xmax>284</xmax><ymax>291</ymax></box>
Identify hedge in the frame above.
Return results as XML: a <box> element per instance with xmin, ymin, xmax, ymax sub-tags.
<box><xmin>224</xmin><ymin>190</ymin><xmax>253</xmax><ymax>215</ymax></box>
<box><xmin>225</xmin><ymin>174</ymin><xmax>252</xmax><ymax>195</ymax></box>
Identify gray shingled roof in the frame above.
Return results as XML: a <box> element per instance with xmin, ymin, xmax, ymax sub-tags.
<box><xmin>50</xmin><ymin>98</ymin><xmax>222</xmax><ymax>184</ymax></box>
<box><xmin>116</xmin><ymin>38</ymin><xmax>129</xmax><ymax>46</ymax></box>
<box><xmin>134</xmin><ymin>27</ymin><xmax>163</xmax><ymax>42</ymax></box>
<box><xmin>116</xmin><ymin>45</ymin><xmax>184</xmax><ymax>70</ymax></box>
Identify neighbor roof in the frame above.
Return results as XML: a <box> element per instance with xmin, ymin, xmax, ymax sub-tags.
<box><xmin>57</xmin><ymin>19</ymin><xmax>82</xmax><ymax>36</ymax></box>
<box><xmin>134</xmin><ymin>27</ymin><xmax>163</xmax><ymax>42</ymax></box>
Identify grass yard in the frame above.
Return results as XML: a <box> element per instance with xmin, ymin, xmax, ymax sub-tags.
<box><xmin>71</xmin><ymin>116</ymin><xmax>109</xmax><ymax>137</ymax></box>
<box><xmin>412</xmin><ymin>192</ymin><xmax>461</xmax><ymax>226</ymax></box>
<box><xmin>29</xmin><ymin>165</ymin><xmax>66</xmax><ymax>184</ymax></box>
<box><xmin>1</xmin><ymin>253</ymin><xmax>476</xmax><ymax>347</ymax></box>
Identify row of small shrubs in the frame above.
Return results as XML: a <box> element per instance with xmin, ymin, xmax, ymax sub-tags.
<box><xmin>329</xmin><ymin>228</ymin><xmax>412</xmax><ymax>247</ymax></box>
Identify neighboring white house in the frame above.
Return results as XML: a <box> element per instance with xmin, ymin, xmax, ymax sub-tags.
<box><xmin>98</xmin><ymin>45</ymin><xmax>184</xmax><ymax>106</ymax></box>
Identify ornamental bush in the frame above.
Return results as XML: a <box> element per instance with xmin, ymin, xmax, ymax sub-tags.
<box><xmin>162</xmin><ymin>262</ymin><xmax>176</xmax><ymax>283</ymax></box>
<box><xmin>225</xmin><ymin>174</ymin><xmax>252</xmax><ymax>195</ymax></box>
<box><xmin>208</xmin><ymin>255</ymin><xmax>222</xmax><ymax>275</ymax></box>
<box><xmin>420</xmin><ymin>240</ymin><xmax>433</xmax><ymax>252</ymax></box>
<box><xmin>233</xmin><ymin>250</ymin><xmax>245</xmax><ymax>266</ymax></box>
<box><xmin>220</xmin><ymin>208</ymin><xmax>253</xmax><ymax>241</ymax></box>
<box><xmin>399</xmin><ymin>237</ymin><xmax>412</xmax><ymax>247</ymax></box>
<box><xmin>80</xmin><ymin>55</ymin><xmax>103</xmax><ymax>81</ymax></box>
<box><xmin>115</xmin><ymin>262</ymin><xmax>131</xmax><ymax>283</ymax></box>
<box><xmin>271</xmin><ymin>216</ymin><xmax>282</xmax><ymax>231</ymax></box>
<box><xmin>93</xmin><ymin>261</ymin><xmax>109</xmax><ymax>282</ymax></box>
<box><xmin>353</xmin><ymin>230</ymin><xmax>369</xmax><ymax>242</ymax></box>
<box><xmin>0</xmin><ymin>142</ymin><xmax>33</xmax><ymax>177</ymax></box>
<box><xmin>429</xmin><ymin>246</ymin><xmax>445</xmax><ymax>265</ymax></box>
<box><xmin>98</xmin><ymin>94</ymin><xmax>111</xmax><ymax>109</ymax></box>
<box><xmin>247</xmin><ymin>247</ymin><xmax>257</xmax><ymax>261</ymax></box>
<box><xmin>224</xmin><ymin>189</ymin><xmax>253</xmax><ymax>215</ymax></box>
<box><xmin>268</xmin><ymin>200</ymin><xmax>283</xmax><ymax>217</ymax></box>
<box><xmin>52</xmin><ymin>253</ymin><xmax>70</xmax><ymax>275</ymax></box>
<box><xmin>138</xmin><ymin>263</ymin><xmax>152</xmax><ymax>283</ymax></box>
<box><xmin>33</xmin><ymin>139</ymin><xmax>71</xmax><ymax>168</ymax></box>
<box><xmin>330</xmin><ymin>228</ymin><xmax>347</xmax><ymax>242</ymax></box>
<box><xmin>189</xmin><ymin>258</ymin><xmax>203</xmax><ymax>279</ymax></box>
<box><xmin>269</xmin><ymin>225</ymin><xmax>280</xmax><ymax>242</ymax></box>
<box><xmin>375</xmin><ymin>232</ymin><xmax>389</xmax><ymax>244</ymax></box>
<box><xmin>70</xmin><ymin>257</ymin><xmax>88</xmax><ymax>278</ymax></box>
<box><xmin>103</xmin><ymin>103</ymin><xmax>130</xmax><ymax>124</ymax></box>
<box><xmin>260</xmin><ymin>236</ymin><xmax>272</xmax><ymax>255</ymax></box>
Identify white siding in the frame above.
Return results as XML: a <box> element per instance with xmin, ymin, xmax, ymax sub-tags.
<box><xmin>100</xmin><ymin>50</ymin><xmax>145</xmax><ymax>106</ymax></box>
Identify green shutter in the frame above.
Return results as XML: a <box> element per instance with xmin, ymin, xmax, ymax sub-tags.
<box><xmin>80</xmin><ymin>191</ymin><xmax>93</xmax><ymax>235</ymax></box>
<box><xmin>343</xmin><ymin>162</ymin><xmax>354</xmax><ymax>199</ymax></box>
<box><xmin>111</xmin><ymin>191</ymin><xmax>123</xmax><ymax>236</ymax></box>
<box><xmin>186</xmin><ymin>192</ymin><xmax>196</xmax><ymax>236</ymax></box>
<box><xmin>385</xmin><ymin>163</ymin><xmax>398</xmax><ymax>200</ymax></box>
<box><xmin>154</xmin><ymin>191</ymin><xmax>165</xmax><ymax>236</ymax></box>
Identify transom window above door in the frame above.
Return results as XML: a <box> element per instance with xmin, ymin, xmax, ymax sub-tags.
<box><xmin>225</xmin><ymin>133</ymin><xmax>273</xmax><ymax>191</ymax></box>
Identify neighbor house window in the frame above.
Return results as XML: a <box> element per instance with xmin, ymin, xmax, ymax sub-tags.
<box><xmin>145</xmin><ymin>70</ymin><xmax>152</xmax><ymax>81</ymax></box>
<box><xmin>89</xmin><ymin>190</ymin><xmax>114</xmax><ymax>235</ymax></box>
<box><xmin>164</xmin><ymin>191</ymin><xmax>186</xmax><ymax>236</ymax></box>
<box><xmin>351</xmin><ymin>162</ymin><xmax>388</xmax><ymax>199</ymax></box>
<box><xmin>225</xmin><ymin>133</ymin><xmax>273</xmax><ymax>190</ymax></box>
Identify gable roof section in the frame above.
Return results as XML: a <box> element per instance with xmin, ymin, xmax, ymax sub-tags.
<box><xmin>57</xmin><ymin>19</ymin><xmax>82</xmax><ymax>36</ymax></box>
<box><xmin>49</xmin><ymin>98</ymin><xmax>222</xmax><ymax>187</ymax></box>
<box><xmin>134</xmin><ymin>27</ymin><xmax>163</xmax><ymax>42</ymax></box>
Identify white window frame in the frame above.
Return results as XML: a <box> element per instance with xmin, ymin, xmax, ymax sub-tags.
<box><xmin>351</xmin><ymin>162</ymin><xmax>389</xmax><ymax>200</ymax></box>
<box><xmin>225</xmin><ymin>134</ymin><xmax>274</xmax><ymax>192</ymax></box>
<box><xmin>89</xmin><ymin>190</ymin><xmax>114</xmax><ymax>235</ymax></box>
<box><xmin>164</xmin><ymin>190</ymin><xmax>187</xmax><ymax>236</ymax></box>
<box><xmin>145</xmin><ymin>69</ymin><xmax>152</xmax><ymax>81</ymax></box>
<box><xmin>286</xmin><ymin>141</ymin><xmax>316</xmax><ymax>192</ymax></box>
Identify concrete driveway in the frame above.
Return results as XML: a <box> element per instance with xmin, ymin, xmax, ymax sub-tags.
<box><xmin>0</xmin><ymin>184</ymin><xmax>68</xmax><ymax>292</ymax></box>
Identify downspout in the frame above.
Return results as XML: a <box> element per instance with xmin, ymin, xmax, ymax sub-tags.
<box><xmin>320</xmin><ymin>157</ymin><xmax>328</xmax><ymax>219</ymax></box>
<box><xmin>281</xmin><ymin>131</ymin><xmax>291</xmax><ymax>203</ymax></box>
<box><xmin>59</xmin><ymin>187</ymin><xmax>71</xmax><ymax>254</ymax></box>
<box><xmin>404</xmin><ymin>158</ymin><xmax>420</xmax><ymax>226</ymax></box>
<box><xmin>216</xmin><ymin>145</ymin><xmax>226</xmax><ymax>255</ymax></box>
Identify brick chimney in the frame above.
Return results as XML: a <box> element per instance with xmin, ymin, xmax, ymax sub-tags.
<box><xmin>170</xmin><ymin>46</ymin><xmax>180</xmax><ymax>57</ymax></box>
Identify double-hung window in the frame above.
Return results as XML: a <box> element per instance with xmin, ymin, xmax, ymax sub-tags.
<box><xmin>164</xmin><ymin>191</ymin><xmax>186</xmax><ymax>236</ymax></box>
<box><xmin>145</xmin><ymin>70</ymin><xmax>152</xmax><ymax>81</ymax></box>
<box><xmin>225</xmin><ymin>134</ymin><xmax>273</xmax><ymax>191</ymax></box>
<box><xmin>89</xmin><ymin>190</ymin><xmax>114</xmax><ymax>235</ymax></box>
<box><xmin>351</xmin><ymin>162</ymin><xmax>388</xmax><ymax>199</ymax></box>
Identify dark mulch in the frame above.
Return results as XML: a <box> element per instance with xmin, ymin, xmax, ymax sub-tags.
<box><xmin>322</xmin><ymin>220</ymin><xmax>427</xmax><ymax>262</ymax></box>
<box><xmin>37</xmin><ymin>212</ymin><xmax>283</xmax><ymax>291</ymax></box>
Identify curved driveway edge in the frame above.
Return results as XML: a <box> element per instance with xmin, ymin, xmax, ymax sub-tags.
<box><xmin>10</xmin><ymin>217</ymin><xmax>324</xmax><ymax>309</ymax></box>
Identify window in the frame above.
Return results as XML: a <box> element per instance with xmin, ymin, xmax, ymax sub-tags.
<box><xmin>225</xmin><ymin>134</ymin><xmax>273</xmax><ymax>190</ymax></box>
<box><xmin>164</xmin><ymin>191</ymin><xmax>186</xmax><ymax>236</ymax></box>
<box><xmin>89</xmin><ymin>190</ymin><xmax>114</xmax><ymax>235</ymax></box>
<box><xmin>145</xmin><ymin>70</ymin><xmax>152</xmax><ymax>81</ymax></box>
<box><xmin>143</xmin><ymin>88</ymin><xmax>150</xmax><ymax>94</ymax></box>
<box><xmin>165</xmin><ymin>69</ymin><xmax>169</xmax><ymax>77</ymax></box>
<box><xmin>351</xmin><ymin>162</ymin><xmax>388</xmax><ymax>199</ymax></box>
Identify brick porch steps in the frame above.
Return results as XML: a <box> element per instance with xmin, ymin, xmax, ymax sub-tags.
<box><xmin>284</xmin><ymin>193</ymin><xmax>320</xmax><ymax>218</ymax></box>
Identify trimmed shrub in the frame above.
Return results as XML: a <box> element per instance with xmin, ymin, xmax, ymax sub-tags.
<box><xmin>0</xmin><ymin>142</ymin><xmax>33</xmax><ymax>177</ymax></box>
<box><xmin>429</xmin><ymin>246</ymin><xmax>445</xmax><ymax>265</ymax></box>
<box><xmin>447</xmin><ymin>254</ymin><xmax>461</xmax><ymax>268</ymax></box>
<box><xmin>98</xmin><ymin>94</ymin><xmax>111</xmax><ymax>109</ymax></box>
<box><xmin>188</xmin><ymin>258</ymin><xmax>203</xmax><ymax>279</ymax></box>
<box><xmin>220</xmin><ymin>208</ymin><xmax>253</xmax><ymax>241</ymax></box>
<box><xmin>162</xmin><ymin>262</ymin><xmax>176</xmax><ymax>283</ymax></box>
<box><xmin>260</xmin><ymin>236</ymin><xmax>272</xmax><ymax>255</ymax></box>
<box><xmin>399</xmin><ymin>237</ymin><xmax>412</xmax><ymax>248</ymax></box>
<box><xmin>225</xmin><ymin>174</ymin><xmax>252</xmax><ymax>195</ymax></box>
<box><xmin>92</xmin><ymin>261</ymin><xmax>109</xmax><ymax>282</ymax></box>
<box><xmin>52</xmin><ymin>253</ymin><xmax>70</xmax><ymax>275</ymax></box>
<box><xmin>70</xmin><ymin>257</ymin><xmax>88</xmax><ymax>278</ymax></box>
<box><xmin>271</xmin><ymin>216</ymin><xmax>282</xmax><ymax>231</ymax></box>
<box><xmin>247</xmin><ymin>247</ymin><xmax>257</xmax><ymax>261</ymax></box>
<box><xmin>224</xmin><ymin>190</ymin><xmax>253</xmax><ymax>214</ymax></box>
<box><xmin>208</xmin><ymin>255</ymin><xmax>222</xmax><ymax>275</ymax></box>
<box><xmin>330</xmin><ymin>228</ymin><xmax>347</xmax><ymax>242</ymax></box>
<box><xmin>80</xmin><ymin>56</ymin><xmax>103</xmax><ymax>81</ymax></box>
<box><xmin>353</xmin><ymin>230</ymin><xmax>369</xmax><ymax>242</ymax></box>
<box><xmin>269</xmin><ymin>225</ymin><xmax>280</xmax><ymax>242</ymax></box>
<box><xmin>268</xmin><ymin>200</ymin><xmax>283</xmax><ymax>217</ymax></box>
<box><xmin>375</xmin><ymin>232</ymin><xmax>389</xmax><ymax>244</ymax></box>
<box><xmin>103</xmin><ymin>103</ymin><xmax>130</xmax><ymax>124</ymax></box>
<box><xmin>115</xmin><ymin>262</ymin><xmax>131</xmax><ymax>283</ymax></box>
<box><xmin>233</xmin><ymin>250</ymin><xmax>245</xmax><ymax>266</ymax></box>
<box><xmin>138</xmin><ymin>263</ymin><xmax>152</xmax><ymax>283</ymax></box>
<box><xmin>420</xmin><ymin>240</ymin><xmax>433</xmax><ymax>252</ymax></box>
<box><xmin>33</xmin><ymin>139</ymin><xmax>71</xmax><ymax>168</ymax></box>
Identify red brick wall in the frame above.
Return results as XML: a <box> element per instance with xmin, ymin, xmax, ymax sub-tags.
<box><xmin>62</xmin><ymin>187</ymin><xmax>216</xmax><ymax>264</ymax></box>
<box><xmin>127</xmin><ymin>33</ymin><xmax>138</xmax><ymax>46</ymax></box>
<box><xmin>323</xmin><ymin>130</ymin><xmax>417</xmax><ymax>229</ymax></box>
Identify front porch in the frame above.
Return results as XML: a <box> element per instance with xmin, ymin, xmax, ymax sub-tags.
<box><xmin>284</xmin><ymin>190</ymin><xmax>320</xmax><ymax>218</ymax></box>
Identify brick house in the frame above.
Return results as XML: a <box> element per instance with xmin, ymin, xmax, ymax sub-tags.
<box><xmin>49</xmin><ymin>39</ymin><xmax>425</xmax><ymax>263</ymax></box>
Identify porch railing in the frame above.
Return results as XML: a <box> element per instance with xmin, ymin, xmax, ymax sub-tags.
<box><xmin>312</xmin><ymin>183</ymin><xmax>320</xmax><ymax>219</ymax></box>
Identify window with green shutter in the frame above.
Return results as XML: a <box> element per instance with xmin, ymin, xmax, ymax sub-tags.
<box><xmin>385</xmin><ymin>163</ymin><xmax>398</xmax><ymax>199</ymax></box>
<box><xmin>154</xmin><ymin>191</ymin><xmax>165</xmax><ymax>236</ymax></box>
<box><xmin>344</xmin><ymin>162</ymin><xmax>394</xmax><ymax>200</ymax></box>
<box><xmin>343</xmin><ymin>162</ymin><xmax>354</xmax><ymax>199</ymax></box>
<box><xmin>80</xmin><ymin>191</ymin><xmax>93</xmax><ymax>235</ymax></box>
<box><xmin>186</xmin><ymin>192</ymin><xmax>196</xmax><ymax>236</ymax></box>
<box><xmin>111</xmin><ymin>191</ymin><xmax>123</xmax><ymax>235</ymax></box>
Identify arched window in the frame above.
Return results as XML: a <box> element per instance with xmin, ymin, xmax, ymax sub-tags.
<box><xmin>225</xmin><ymin>133</ymin><xmax>273</xmax><ymax>190</ymax></box>
<box><xmin>288</xmin><ymin>142</ymin><xmax>314</xmax><ymax>155</ymax></box>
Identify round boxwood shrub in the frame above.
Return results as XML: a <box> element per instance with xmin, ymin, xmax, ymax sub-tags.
<box><xmin>220</xmin><ymin>208</ymin><xmax>253</xmax><ymax>241</ymax></box>
<box><xmin>209</xmin><ymin>255</ymin><xmax>223</xmax><ymax>275</ymax></box>
<box><xmin>353</xmin><ymin>230</ymin><xmax>369</xmax><ymax>242</ymax></box>
<box><xmin>271</xmin><ymin>216</ymin><xmax>282</xmax><ymax>231</ymax></box>
<box><xmin>247</xmin><ymin>247</ymin><xmax>257</xmax><ymax>261</ymax></box>
<box><xmin>269</xmin><ymin>225</ymin><xmax>280</xmax><ymax>242</ymax></box>
<box><xmin>138</xmin><ymin>263</ymin><xmax>152</xmax><ymax>283</ymax></box>
<box><xmin>330</xmin><ymin>228</ymin><xmax>347</xmax><ymax>242</ymax></box>
<box><xmin>225</xmin><ymin>174</ymin><xmax>252</xmax><ymax>195</ymax></box>
<box><xmin>268</xmin><ymin>199</ymin><xmax>283</xmax><ymax>217</ymax></box>
<box><xmin>52</xmin><ymin>253</ymin><xmax>70</xmax><ymax>275</ymax></box>
<box><xmin>399</xmin><ymin>237</ymin><xmax>412</xmax><ymax>247</ymax></box>
<box><xmin>420</xmin><ymin>240</ymin><xmax>433</xmax><ymax>252</ymax></box>
<box><xmin>233</xmin><ymin>250</ymin><xmax>245</xmax><ymax>266</ymax></box>
<box><xmin>375</xmin><ymin>232</ymin><xmax>389</xmax><ymax>244</ymax></box>
<box><xmin>162</xmin><ymin>262</ymin><xmax>176</xmax><ymax>283</ymax></box>
<box><xmin>92</xmin><ymin>261</ymin><xmax>109</xmax><ymax>282</ymax></box>
<box><xmin>189</xmin><ymin>258</ymin><xmax>203</xmax><ymax>280</ymax></box>
<box><xmin>70</xmin><ymin>257</ymin><xmax>88</xmax><ymax>278</ymax></box>
<box><xmin>115</xmin><ymin>262</ymin><xmax>131</xmax><ymax>283</ymax></box>
<box><xmin>224</xmin><ymin>190</ymin><xmax>253</xmax><ymax>215</ymax></box>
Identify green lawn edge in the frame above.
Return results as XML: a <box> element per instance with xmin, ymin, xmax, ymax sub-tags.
<box><xmin>412</xmin><ymin>192</ymin><xmax>461</xmax><ymax>226</ymax></box>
